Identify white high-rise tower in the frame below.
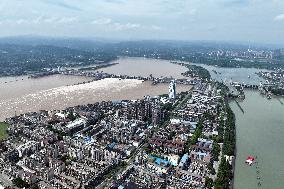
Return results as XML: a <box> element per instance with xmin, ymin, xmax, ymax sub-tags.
<box><xmin>169</xmin><ymin>80</ymin><xmax>176</xmax><ymax>99</ymax></box>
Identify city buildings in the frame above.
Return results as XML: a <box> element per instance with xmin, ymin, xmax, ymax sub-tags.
<box><xmin>0</xmin><ymin>75</ymin><xmax>233</xmax><ymax>189</ymax></box>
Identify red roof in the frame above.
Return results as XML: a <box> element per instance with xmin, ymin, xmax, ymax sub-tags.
<box><xmin>247</xmin><ymin>156</ymin><xmax>255</xmax><ymax>161</ymax></box>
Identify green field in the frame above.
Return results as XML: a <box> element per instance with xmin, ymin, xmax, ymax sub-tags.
<box><xmin>0</xmin><ymin>122</ymin><xmax>9</xmax><ymax>140</ymax></box>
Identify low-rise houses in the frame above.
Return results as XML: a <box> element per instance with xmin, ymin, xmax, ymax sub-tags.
<box><xmin>0</xmin><ymin>81</ymin><xmax>231</xmax><ymax>189</ymax></box>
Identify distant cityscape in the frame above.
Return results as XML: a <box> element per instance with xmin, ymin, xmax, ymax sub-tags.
<box><xmin>0</xmin><ymin>38</ymin><xmax>284</xmax><ymax>77</ymax></box>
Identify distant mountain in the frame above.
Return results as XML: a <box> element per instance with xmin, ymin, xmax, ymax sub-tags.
<box><xmin>0</xmin><ymin>36</ymin><xmax>114</xmax><ymax>51</ymax></box>
<box><xmin>1</xmin><ymin>36</ymin><xmax>281</xmax><ymax>52</ymax></box>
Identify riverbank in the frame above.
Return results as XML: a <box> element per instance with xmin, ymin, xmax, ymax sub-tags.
<box><xmin>77</xmin><ymin>62</ymin><xmax>119</xmax><ymax>71</ymax></box>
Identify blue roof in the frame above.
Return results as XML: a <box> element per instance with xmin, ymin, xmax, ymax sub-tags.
<box><xmin>197</xmin><ymin>152</ymin><xmax>207</xmax><ymax>156</ymax></box>
<box><xmin>155</xmin><ymin>158</ymin><xmax>169</xmax><ymax>166</ymax></box>
<box><xmin>149</xmin><ymin>155</ymin><xmax>170</xmax><ymax>166</ymax></box>
<box><xmin>108</xmin><ymin>142</ymin><xmax>116</xmax><ymax>149</ymax></box>
<box><xmin>84</xmin><ymin>136</ymin><xmax>92</xmax><ymax>142</ymax></box>
<box><xmin>180</xmin><ymin>154</ymin><xmax>189</xmax><ymax>163</ymax></box>
<box><xmin>112</xmin><ymin>100</ymin><xmax>122</xmax><ymax>104</ymax></box>
<box><xmin>118</xmin><ymin>185</ymin><xmax>124</xmax><ymax>189</ymax></box>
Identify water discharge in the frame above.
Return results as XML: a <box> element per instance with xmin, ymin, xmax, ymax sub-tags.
<box><xmin>0</xmin><ymin>57</ymin><xmax>191</xmax><ymax>121</ymax></box>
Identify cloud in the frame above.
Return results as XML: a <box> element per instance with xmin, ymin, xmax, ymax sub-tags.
<box><xmin>188</xmin><ymin>9</ymin><xmax>197</xmax><ymax>16</ymax></box>
<box><xmin>41</xmin><ymin>0</ymin><xmax>82</xmax><ymax>11</ymax></box>
<box><xmin>221</xmin><ymin>0</ymin><xmax>250</xmax><ymax>7</ymax></box>
<box><xmin>91</xmin><ymin>18</ymin><xmax>141</xmax><ymax>31</ymax></box>
<box><xmin>32</xmin><ymin>15</ymin><xmax>44</xmax><ymax>24</ymax></box>
<box><xmin>30</xmin><ymin>16</ymin><xmax>77</xmax><ymax>24</ymax></box>
<box><xmin>0</xmin><ymin>0</ymin><xmax>284</xmax><ymax>43</ymax></box>
<box><xmin>16</xmin><ymin>19</ymin><xmax>29</xmax><ymax>25</ymax></box>
<box><xmin>57</xmin><ymin>17</ymin><xmax>78</xmax><ymax>23</ymax></box>
<box><xmin>91</xmin><ymin>17</ymin><xmax>164</xmax><ymax>32</ymax></box>
<box><xmin>274</xmin><ymin>14</ymin><xmax>284</xmax><ymax>21</ymax></box>
<box><xmin>91</xmin><ymin>17</ymin><xmax>163</xmax><ymax>32</ymax></box>
<box><xmin>2</xmin><ymin>16</ymin><xmax>78</xmax><ymax>25</ymax></box>
<box><xmin>41</xmin><ymin>16</ymin><xmax>78</xmax><ymax>24</ymax></box>
<box><xmin>104</xmin><ymin>0</ymin><xmax>126</xmax><ymax>4</ymax></box>
<box><xmin>112</xmin><ymin>23</ymin><xmax>141</xmax><ymax>30</ymax></box>
<box><xmin>91</xmin><ymin>18</ymin><xmax>112</xmax><ymax>25</ymax></box>
<box><xmin>150</xmin><ymin>25</ymin><xmax>162</xmax><ymax>30</ymax></box>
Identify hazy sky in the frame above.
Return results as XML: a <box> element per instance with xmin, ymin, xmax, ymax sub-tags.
<box><xmin>0</xmin><ymin>0</ymin><xmax>284</xmax><ymax>43</ymax></box>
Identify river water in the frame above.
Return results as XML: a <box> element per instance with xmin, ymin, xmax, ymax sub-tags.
<box><xmin>98</xmin><ymin>57</ymin><xmax>188</xmax><ymax>79</ymax></box>
<box><xmin>0</xmin><ymin>57</ymin><xmax>191</xmax><ymax>121</ymax></box>
<box><xmin>0</xmin><ymin>75</ymin><xmax>93</xmax><ymax>99</ymax></box>
<box><xmin>231</xmin><ymin>91</ymin><xmax>284</xmax><ymax>189</ymax></box>
<box><xmin>194</xmin><ymin>64</ymin><xmax>284</xmax><ymax>188</ymax></box>
<box><xmin>192</xmin><ymin>63</ymin><xmax>268</xmax><ymax>85</ymax></box>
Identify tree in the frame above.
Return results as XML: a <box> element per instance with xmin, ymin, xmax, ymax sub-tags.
<box><xmin>212</xmin><ymin>142</ymin><xmax>221</xmax><ymax>161</ymax></box>
<box><xmin>67</xmin><ymin>112</ymin><xmax>76</xmax><ymax>121</ymax></box>
<box><xmin>214</xmin><ymin>157</ymin><xmax>232</xmax><ymax>189</ymax></box>
<box><xmin>205</xmin><ymin>176</ymin><xmax>214</xmax><ymax>188</ymax></box>
<box><xmin>207</xmin><ymin>162</ymin><xmax>216</xmax><ymax>175</ymax></box>
<box><xmin>13</xmin><ymin>177</ymin><xmax>30</xmax><ymax>188</ymax></box>
<box><xmin>191</xmin><ymin>120</ymin><xmax>204</xmax><ymax>145</ymax></box>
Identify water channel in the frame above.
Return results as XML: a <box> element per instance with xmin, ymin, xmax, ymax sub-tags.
<box><xmin>195</xmin><ymin>63</ymin><xmax>284</xmax><ymax>189</ymax></box>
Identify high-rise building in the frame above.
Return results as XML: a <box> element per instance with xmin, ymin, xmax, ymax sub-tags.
<box><xmin>169</xmin><ymin>80</ymin><xmax>177</xmax><ymax>99</ymax></box>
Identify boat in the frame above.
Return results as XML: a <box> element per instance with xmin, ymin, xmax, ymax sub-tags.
<box><xmin>245</xmin><ymin>156</ymin><xmax>255</xmax><ymax>166</ymax></box>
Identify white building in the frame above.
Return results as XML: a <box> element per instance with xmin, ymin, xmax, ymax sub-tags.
<box><xmin>169</xmin><ymin>80</ymin><xmax>177</xmax><ymax>99</ymax></box>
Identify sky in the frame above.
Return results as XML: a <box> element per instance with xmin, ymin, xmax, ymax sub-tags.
<box><xmin>0</xmin><ymin>0</ymin><xmax>284</xmax><ymax>44</ymax></box>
